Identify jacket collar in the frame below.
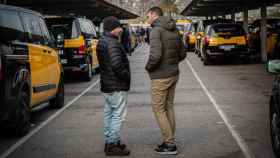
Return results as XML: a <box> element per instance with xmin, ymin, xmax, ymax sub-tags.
<box><xmin>104</xmin><ymin>31</ymin><xmax>118</xmax><ymax>39</ymax></box>
<box><xmin>151</xmin><ymin>17</ymin><xmax>160</xmax><ymax>28</ymax></box>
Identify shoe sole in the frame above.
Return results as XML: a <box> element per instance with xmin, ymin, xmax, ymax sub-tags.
<box><xmin>105</xmin><ymin>152</ymin><xmax>130</xmax><ymax>156</ymax></box>
<box><xmin>156</xmin><ymin>151</ymin><xmax>178</xmax><ymax>155</ymax></box>
<box><xmin>105</xmin><ymin>153</ymin><xmax>130</xmax><ymax>156</ymax></box>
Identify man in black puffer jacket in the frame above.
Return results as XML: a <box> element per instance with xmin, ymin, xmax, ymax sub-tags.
<box><xmin>96</xmin><ymin>16</ymin><xmax>130</xmax><ymax>156</ymax></box>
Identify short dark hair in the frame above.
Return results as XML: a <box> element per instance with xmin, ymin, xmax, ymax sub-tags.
<box><xmin>148</xmin><ymin>7</ymin><xmax>163</xmax><ymax>16</ymax></box>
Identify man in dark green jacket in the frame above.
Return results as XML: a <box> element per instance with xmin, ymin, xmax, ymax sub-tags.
<box><xmin>146</xmin><ymin>7</ymin><xmax>186</xmax><ymax>155</ymax></box>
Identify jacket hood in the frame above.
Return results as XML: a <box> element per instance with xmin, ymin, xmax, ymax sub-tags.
<box><xmin>152</xmin><ymin>16</ymin><xmax>176</xmax><ymax>31</ymax></box>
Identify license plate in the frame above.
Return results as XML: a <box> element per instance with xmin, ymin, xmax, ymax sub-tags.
<box><xmin>58</xmin><ymin>50</ymin><xmax>64</xmax><ymax>55</ymax></box>
<box><xmin>220</xmin><ymin>45</ymin><xmax>235</xmax><ymax>51</ymax></box>
<box><xmin>61</xmin><ymin>59</ymin><xmax>67</xmax><ymax>64</ymax></box>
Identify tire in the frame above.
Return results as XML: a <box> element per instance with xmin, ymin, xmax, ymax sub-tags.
<box><xmin>203</xmin><ymin>54</ymin><xmax>211</xmax><ymax>65</ymax></box>
<box><xmin>203</xmin><ymin>50</ymin><xmax>211</xmax><ymax>65</ymax></box>
<box><xmin>270</xmin><ymin>97</ymin><xmax>280</xmax><ymax>158</ymax></box>
<box><xmin>241</xmin><ymin>56</ymin><xmax>251</xmax><ymax>64</ymax></box>
<box><xmin>84</xmin><ymin>58</ymin><xmax>92</xmax><ymax>81</ymax></box>
<box><xmin>13</xmin><ymin>90</ymin><xmax>31</xmax><ymax>136</ymax></box>
<box><xmin>49</xmin><ymin>77</ymin><xmax>65</xmax><ymax>109</ymax></box>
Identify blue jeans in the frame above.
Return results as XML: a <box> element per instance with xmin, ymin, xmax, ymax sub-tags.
<box><xmin>103</xmin><ymin>91</ymin><xmax>128</xmax><ymax>144</ymax></box>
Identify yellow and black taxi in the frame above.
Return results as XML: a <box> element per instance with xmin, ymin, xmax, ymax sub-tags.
<box><xmin>248</xmin><ymin>19</ymin><xmax>280</xmax><ymax>60</ymax></box>
<box><xmin>183</xmin><ymin>22</ymin><xmax>197</xmax><ymax>51</ymax></box>
<box><xmin>0</xmin><ymin>4</ymin><xmax>64</xmax><ymax>136</ymax></box>
<box><xmin>195</xmin><ymin>19</ymin><xmax>233</xmax><ymax>57</ymax></box>
<box><xmin>45</xmin><ymin>16</ymin><xmax>99</xmax><ymax>81</ymax></box>
<box><xmin>201</xmin><ymin>23</ymin><xmax>249</xmax><ymax>65</ymax></box>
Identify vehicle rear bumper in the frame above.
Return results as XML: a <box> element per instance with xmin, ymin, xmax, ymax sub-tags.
<box><xmin>63</xmin><ymin>64</ymin><xmax>88</xmax><ymax>72</ymax></box>
<box><xmin>206</xmin><ymin>50</ymin><xmax>250</xmax><ymax>57</ymax></box>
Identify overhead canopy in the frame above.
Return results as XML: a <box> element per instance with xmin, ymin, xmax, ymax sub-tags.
<box><xmin>181</xmin><ymin>0</ymin><xmax>280</xmax><ymax>16</ymax></box>
<box><xmin>6</xmin><ymin>0</ymin><xmax>138</xmax><ymax>23</ymax></box>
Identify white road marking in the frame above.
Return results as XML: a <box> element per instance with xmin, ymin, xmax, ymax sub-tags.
<box><xmin>186</xmin><ymin>59</ymin><xmax>255</xmax><ymax>158</ymax></box>
<box><xmin>0</xmin><ymin>79</ymin><xmax>100</xmax><ymax>158</ymax></box>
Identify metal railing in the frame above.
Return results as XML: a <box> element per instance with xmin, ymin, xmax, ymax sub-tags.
<box><xmin>104</xmin><ymin>0</ymin><xmax>140</xmax><ymax>15</ymax></box>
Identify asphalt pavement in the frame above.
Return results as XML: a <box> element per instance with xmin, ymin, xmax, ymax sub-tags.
<box><xmin>0</xmin><ymin>44</ymin><xmax>276</xmax><ymax>158</ymax></box>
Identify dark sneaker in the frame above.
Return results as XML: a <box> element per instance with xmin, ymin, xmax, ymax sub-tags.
<box><xmin>155</xmin><ymin>143</ymin><xmax>178</xmax><ymax>155</ymax></box>
<box><xmin>105</xmin><ymin>143</ymin><xmax>130</xmax><ymax>156</ymax></box>
<box><xmin>104</xmin><ymin>142</ymin><xmax>126</xmax><ymax>152</ymax></box>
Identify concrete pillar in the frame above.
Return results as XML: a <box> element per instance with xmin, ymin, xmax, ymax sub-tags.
<box><xmin>260</xmin><ymin>5</ymin><xmax>267</xmax><ymax>62</ymax></box>
<box><xmin>243</xmin><ymin>7</ymin><xmax>249</xmax><ymax>33</ymax></box>
<box><xmin>231</xmin><ymin>13</ymin><xmax>235</xmax><ymax>21</ymax></box>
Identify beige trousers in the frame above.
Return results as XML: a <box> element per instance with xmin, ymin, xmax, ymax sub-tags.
<box><xmin>151</xmin><ymin>75</ymin><xmax>178</xmax><ymax>143</ymax></box>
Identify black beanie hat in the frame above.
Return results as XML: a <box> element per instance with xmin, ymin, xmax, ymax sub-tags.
<box><xmin>103</xmin><ymin>16</ymin><xmax>121</xmax><ymax>32</ymax></box>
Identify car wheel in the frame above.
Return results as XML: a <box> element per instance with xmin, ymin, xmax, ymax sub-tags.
<box><xmin>50</xmin><ymin>77</ymin><xmax>65</xmax><ymax>109</ymax></box>
<box><xmin>13</xmin><ymin>90</ymin><xmax>31</xmax><ymax>136</ymax></box>
<box><xmin>242</xmin><ymin>56</ymin><xmax>251</xmax><ymax>64</ymax></box>
<box><xmin>203</xmin><ymin>54</ymin><xmax>211</xmax><ymax>65</ymax></box>
<box><xmin>270</xmin><ymin>97</ymin><xmax>280</xmax><ymax>157</ymax></box>
<box><xmin>84</xmin><ymin>58</ymin><xmax>92</xmax><ymax>81</ymax></box>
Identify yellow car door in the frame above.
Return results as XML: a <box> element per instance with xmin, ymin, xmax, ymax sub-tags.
<box><xmin>39</xmin><ymin>18</ymin><xmax>60</xmax><ymax>97</ymax></box>
<box><xmin>21</xmin><ymin>12</ymin><xmax>51</xmax><ymax>106</ymax></box>
<box><xmin>28</xmin><ymin>44</ymin><xmax>50</xmax><ymax>106</ymax></box>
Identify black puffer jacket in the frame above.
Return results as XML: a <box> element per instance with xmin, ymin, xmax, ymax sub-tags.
<box><xmin>97</xmin><ymin>32</ymin><xmax>131</xmax><ymax>93</ymax></box>
<box><xmin>145</xmin><ymin>16</ymin><xmax>186</xmax><ymax>79</ymax></box>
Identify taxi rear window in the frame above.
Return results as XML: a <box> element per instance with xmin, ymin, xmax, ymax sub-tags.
<box><xmin>46</xmin><ymin>18</ymin><xmax>79</xmax><ymax>39</ymax></box>
<box><xmin>213</xmin><ymin>24</ymin><xmax>245</xmax><ymax>36</ymax></box>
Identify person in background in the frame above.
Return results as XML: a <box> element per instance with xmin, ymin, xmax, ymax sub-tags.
<box><xmin>96</xmin><ymin>16</ymin><xmax>131</xmax><ymax>156</ymax></box>
<box><xmin>140</xmin><ymin>27</ymin><xmax>146</xmax><ymax>43</ymax></box>
<box><xmin>121</xmin><ymin>24</ymin><xmax>132</xmax><ymax>55</ymax></box>
<box><xmin>145</xmin><ymin>27</ymin><xmax>151</xmax><ymax>44</ymax></box>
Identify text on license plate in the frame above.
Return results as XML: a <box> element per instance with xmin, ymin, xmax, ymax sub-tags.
<box><xmin>219</xmin><ymin>45</ymin><xmax>235</xmax><ymax>51</ymax></box>
<box><xmin>61</xmin><ymin>59</ymin><xmax>67</xmax><ymax>64</ymax></box>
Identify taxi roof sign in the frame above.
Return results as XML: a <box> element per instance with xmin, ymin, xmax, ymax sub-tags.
<box><xmin>176</xmin><ymin>19</ymin><xmax>192</xmax><ymax>24</ymax></box>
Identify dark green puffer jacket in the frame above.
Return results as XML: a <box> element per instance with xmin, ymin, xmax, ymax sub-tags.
<box><xmin>145</xmin><ymin>16</ymin><xmax>186</xmax><ymax>79</ymax></box>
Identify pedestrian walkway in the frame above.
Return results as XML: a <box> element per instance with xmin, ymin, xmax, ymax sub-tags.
<box><xmin>5</xmin><ymin>44</ymin><xmax>274</xmax><ymax>158</ymax></box>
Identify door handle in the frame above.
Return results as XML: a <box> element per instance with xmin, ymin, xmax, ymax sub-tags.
<box><xmin>43</xmin><ymin>50</ymin><xmax>51</xmax><ymax>54</ymax></box>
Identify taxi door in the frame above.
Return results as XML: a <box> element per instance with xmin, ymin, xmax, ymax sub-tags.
<box><xmin>39</xmin><ymin>18</ymin><xmax>60</xmax><ymax>97</ymax></box>
<box><xmin>21</xmin><ymin>12</ymin><xmax>51</xmax><ymax>106</ymax></box>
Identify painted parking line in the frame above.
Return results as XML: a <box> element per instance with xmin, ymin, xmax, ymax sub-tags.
<box><xmin>0</xmin><ymin>79</ymin><xmax>100</xmax><ymax>158</ymax></box>
<box><xmin>186</xmin><ymin>59</ymin><xmax>255</xmax><ymax>158</ymax></box>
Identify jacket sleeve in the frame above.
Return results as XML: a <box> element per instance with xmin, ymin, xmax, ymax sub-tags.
<box><xmin>145</xmin><ymin>27</ymin><xmax>162</xmax><ymax>72</ymax></box>
<box><xmin>108</xmin><ymin>43</ymin><xmax>130</xmax><ymax>81</ymax></box>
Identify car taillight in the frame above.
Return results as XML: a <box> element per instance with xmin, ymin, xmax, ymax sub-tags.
<box><xmin>205</xmin><ymin>36</ymin><xmax>210</xmax><ymax>46</ymax></box>
<box><xmin>78</xmin><ymin>45</ymin><xmax>86</xmax><ymax>54</ymax></box>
